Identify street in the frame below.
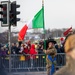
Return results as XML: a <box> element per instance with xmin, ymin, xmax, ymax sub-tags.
<box><xmin>8</xmin><ymin>72</ymin><xmax>46</xmax><ymax>75</ymax></box>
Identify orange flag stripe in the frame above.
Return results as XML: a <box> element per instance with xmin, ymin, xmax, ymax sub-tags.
<box><xmin>18</xmin><ymin>25</ymin><xmax>28</xmax><ymax>41</ymax></box>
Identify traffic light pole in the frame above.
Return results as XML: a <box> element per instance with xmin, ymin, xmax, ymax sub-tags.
<box><xmin>8</xmin><ymin>1</ymin><xmax>11</xmax><ymax>73</ymax></box>
<box><xmin>0</xmin><ymin>1</ymin><xmax>20</xmax><ymax>73</ymax></box>
<box><xmin>8</xmin><ymin>23</ymin><xmax>11</xmax><ymax>73</ymax></box>
<box><xmin>8</xmin><ymin>1</ymin><xmax>20</xmax><ymax>73</ymax></box>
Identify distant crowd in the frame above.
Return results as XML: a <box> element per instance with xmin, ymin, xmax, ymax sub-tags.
<box><xmin>0</xmin><ymin>40</ymin><xmax>65</xmax><ymax>56</ymax></box>
<box><xmin>0</xmin><ymin>40</ymin><xmax>66</xmax><ymax>68</ymax></box>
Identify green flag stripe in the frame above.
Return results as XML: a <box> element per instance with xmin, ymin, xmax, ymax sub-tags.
<box><xmin>32</xmin><ymin>7</ymin><xmax>44</xmax><ymax>28</ymax></box>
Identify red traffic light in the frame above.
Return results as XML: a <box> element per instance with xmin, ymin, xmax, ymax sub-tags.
<box><xmin>2</xmin><ymin>4</ymin><xmax>7</xmax><ymax>11</ymax></box>
<box><xmin>0</xmin><ymin>4</ymin><xmax>7</xmax><ymax>10</ymax></box>
<box><xmin>3</xmin><ymin>7</ymin><xmax>7</xmax><ymax>10</ymax></box>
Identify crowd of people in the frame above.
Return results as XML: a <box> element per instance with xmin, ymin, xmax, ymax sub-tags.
<box><xmin>0</xmin><ymin>40</ymin><xmax>44</xmax><ymax>56</ymax></box>
<box><xmin>0</xmin><ymin>39</ymin><xmax>65</xmax><ymax>67</ymax></box>
<box><xmin>0</xmin><ymin>40</ymin><xmax>64</xmax><ymax>56</ymax></box>
<box><xmin>0</xmin><ymin>38</ymin><xmax>66</xmax><ymax>75</ymax></box>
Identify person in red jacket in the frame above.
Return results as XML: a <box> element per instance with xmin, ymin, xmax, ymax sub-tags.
<box><xmin>29</xmin><ymin>44</ymin><xmax>38</xmax><ymax>67</ymax></box>
<box><xmin>23</xmin><ymin>44</ymin><xmax>30</xmax><ymax>60</ymax></box>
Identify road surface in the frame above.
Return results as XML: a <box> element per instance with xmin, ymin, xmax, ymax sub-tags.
<box><xmin>9</xmin><ymin>71</ymin><xmax>46</xmax><ymax>75</ymax></box>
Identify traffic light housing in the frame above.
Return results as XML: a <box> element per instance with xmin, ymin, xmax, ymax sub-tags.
<box><xmin>0</xmin><ymin>1</ymin><xmax>9</xmax><ymax>27</ymax></box>
<box><xmin>10</xmin><ymin>1</ymin><xmax>20</xmax><ymax>26</ymax></box>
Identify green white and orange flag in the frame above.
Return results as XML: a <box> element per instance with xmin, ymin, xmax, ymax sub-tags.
<box><xmin>18</xmin><ymin>7</ymin><xmax>44</xmax><ymax>41</ymax></box>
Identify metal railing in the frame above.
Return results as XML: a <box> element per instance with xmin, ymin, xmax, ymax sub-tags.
<box><xmin>0</xmin><ymin>53</ymin><xmax>66</xmax><ymax>72</ymax></box>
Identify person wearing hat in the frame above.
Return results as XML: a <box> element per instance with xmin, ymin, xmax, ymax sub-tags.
<box><xmin>54</xmin><ymin>32</ymin><xmax>75</xmax><ymax>75</ymax></box>
<box><xmin>43</xmin><ymin>39</ymin><xmax>57</xmax><ymax>75</ymax></box>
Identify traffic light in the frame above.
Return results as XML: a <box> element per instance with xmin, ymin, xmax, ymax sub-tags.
<box><xmin>10</xmin><ymin>1</ymin><xmax>20</xmax><ymax>26</ymax></box>
<box><xmin>0</xmin><ymin>1</ymin><xmax>9</xmax><ymax>26</ymax></box>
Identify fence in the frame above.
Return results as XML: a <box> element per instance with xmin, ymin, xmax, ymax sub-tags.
<box><xmin>0</xmin><ymin>53</ymin><xmax>66</xmax><ymax>73</ymax></box>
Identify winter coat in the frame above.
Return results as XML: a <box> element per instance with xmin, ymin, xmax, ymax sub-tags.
<box><xmin>23</xmin><ymin>48</ymin><xmax>30</xmax><ymax>60</ymax></box>
<box><xmin>0</xmin><ymin>49</ymin><xmax>6</xmax><ymax>57</ymax></box>
<box><xmin>29</xmin><ymin>44</ymin><xmax>37</xmax><ymax>59</ymax></box>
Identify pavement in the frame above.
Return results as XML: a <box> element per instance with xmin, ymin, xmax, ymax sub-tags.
<box><xmin>8</xmin><ymin>71</ymin><xmax>46</xmax><ymax>75</ymax></box>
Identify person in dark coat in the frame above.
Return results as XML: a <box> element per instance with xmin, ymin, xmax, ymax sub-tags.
<box><xmin>54</xmin><ymin>32</ymin><xmax>75</xmax><ymax>75</ymax></box>
<box><xmin>11</xmin><ymin>43</ymin><xmax>17</xmax><ymax>54</ymax></box>
<box><xmin>0</xmin><ymin>47</ymin><xmax>8</xmax><ymax>75</ymax></box>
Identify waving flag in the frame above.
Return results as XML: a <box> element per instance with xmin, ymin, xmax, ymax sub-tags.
<box><xmin>18</xmin><ymin>7</ymin><xmax>44</xmax><ymax>41</ymax></box>
<box><xmin>63</xmin><ymin>27</ymin><xmax>72</xmax><ymax>36</ymax></box>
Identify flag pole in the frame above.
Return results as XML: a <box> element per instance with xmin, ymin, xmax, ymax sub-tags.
<box><xmin>42</xmin><ymin>0</ymin><xmax>44</xmax><ymax>30</ymax></box>
<box><xmin>42</xmin><ymin>0</ymin><xmax>44</xmax><ymax>7</ymax></box>
<box><xmin>42</xmin><ymin>0</ymin><xmax>47</xmax><ymax>66</ymax></box>
<box><xmin>42</xmin><ymin>0</ymin><xmax>46</xmax><ymax>49</ymax></box>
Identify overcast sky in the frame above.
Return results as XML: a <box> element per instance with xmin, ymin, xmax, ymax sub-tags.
<box><xmin>0</xmin><ymin>0</ymin><xmax>75</xmax><ymax>32</ymax></box>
